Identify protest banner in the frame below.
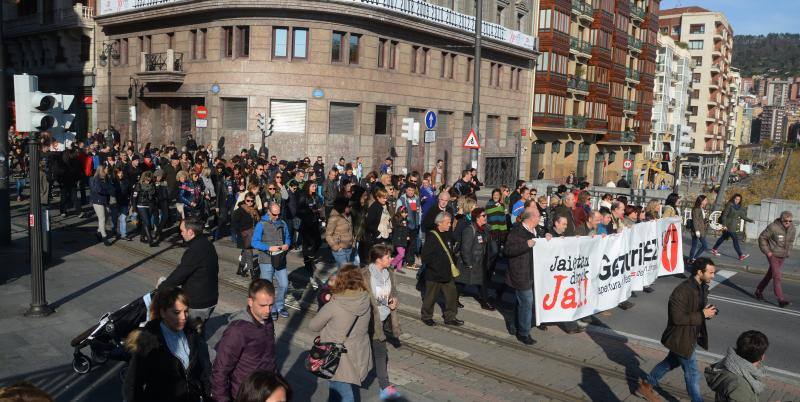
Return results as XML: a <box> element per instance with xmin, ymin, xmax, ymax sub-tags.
<box><xmin>533</xmin><ymin>217</ymin><xmax>684</xmax><ymax>325</ymax></box>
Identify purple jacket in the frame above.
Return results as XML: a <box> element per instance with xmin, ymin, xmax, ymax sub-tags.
<box><xmin>211</xmin><ymin>308</ymin><xmax>276</xmax><ymax>402</ymax></box>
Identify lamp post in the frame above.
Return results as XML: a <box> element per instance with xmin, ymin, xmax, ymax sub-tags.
<box><xmin>98</xmin><ymin>42</ymin><xmax>120</xmax><ymax>136</ymax></box>
<box><xmin>129</xmin><ymin>77</ymin><xmax>139</xmax><ymax>150</ymax></box>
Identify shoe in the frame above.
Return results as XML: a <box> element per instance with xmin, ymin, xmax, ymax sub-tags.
<box><xmin>379</xmin><ymin>385</ymin><xmax>401</xmax><ymax>400</ymax></box>
<box><xmin>95</xmin><ymin>232</ymin><xmax>103</xmax><ymax>243</ymax></box>
<box><xmin>480</xmin><ymin>301</ymin><xmax>496</xmax><ymax>311</ymax></box>
<box><xmin>421</xmin><ymin>319</ymin><xmax>436</xmax><ymax>326</ymax></box>
<box><xmin>457</xmin><ymin>301</ymin><xmax>465</xmax><ymax>309</ymax></box>
<box><xmin>103</xmin><ymin>237</ymin><xmax>112</xmax><ymax>247</ymax></box>
<box><xmin>643</xmin><ymin>286</ymin><xmax>655</xmax><ymax>293</ymax></box>
<box><xmin>60</xmin><ymin>213</ymin><xmax>67</xmax><ymax>218</ymax></box>
<box><xmin>271</xmin><ymin>312</ymin><xmax>278</xmax><ymax>321</ymax></box>
<box><xmin>754</xmin><ymin>291</ymin><xmax>764</xmax><ymax>301</ymax></box>
<box><xmin>739</xmin><ymin>254</ymin><xmax>750</xmax><ymax>261</ymax></box>
<box><xmin>279</xmin><ymin>309</ymin><xmax>289</xmax><ymax>318</ymax></box>
<box><xmin>779</xmin><ymin>300</ymin><xmax>792</xmax><ymax>308</ymax></box>
<box><xmin>537</xmin><ymin>324</ymin><xmax>548</xmax><ymax>331</ymax></box>
<box><xmin>444</xmin><ymin>318</ymin><xmax>464</xmax><ymax>327</ymax></box>
<box><xmin>618</xmin><ymin>301</ymin><xmax>635</xmax><ymax>310</ymax></box>
<box><xmin>78</xmin><ymin>212</ymin><xmax>86</xmax><ymax>218</ymax></box>
<box><xmin>140</xmin><ymin>236</ymin><xmax>147</xmax><ymax>243</ymax></box>
<box><xmin>149</xmin><ymin>242</ymin><xmax>158</xmax><ymax>247</ymax></box>
<box><xmin>636</xmin><ymin>379</ymin><xmax>660</xmax><ymax>402</ymax></box>
<box><xmin>710</xmin><ymin>249</ymin><xmax>720</xmax><ymax>256</ymax></box>
<box><xmin>516</xmin><ymin>335</ymin><xmax>536</xmax><ymax>345</ymax></box>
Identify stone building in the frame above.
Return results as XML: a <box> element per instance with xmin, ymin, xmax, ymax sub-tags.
<box><xmin>94</xmin><ymin>0</ymin><xmax>538</xmax><ymax>185</ymax></box>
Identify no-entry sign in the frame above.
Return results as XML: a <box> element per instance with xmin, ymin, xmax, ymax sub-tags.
<box><xmin>195</xmin><ymin>106</ymin><xmax>208</xmax><ymax>119</ymax></box>
<box><xmin>623</xmin><ymin>159</ymin><xmax>633</xmax><ymax>170</ymax></box>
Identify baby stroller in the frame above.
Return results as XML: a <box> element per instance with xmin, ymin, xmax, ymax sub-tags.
<box><xmin>69</xmin><ymin>292</ymin><xmax>152</xmax><ymax>374</ymax></box>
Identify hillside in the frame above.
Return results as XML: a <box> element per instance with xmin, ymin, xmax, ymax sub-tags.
<box><xmin>731</xmin><ymin>149</ymin><xmax>800</xmax><ymax>206</ymax></box>
<box><xmin>732</xmin><ymin>34</ymin><xmax>800</xmax><ymax>78</ymax></box>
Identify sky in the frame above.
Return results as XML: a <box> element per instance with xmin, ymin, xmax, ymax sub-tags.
<box><xmin>659</xmin><ymin>0</ymin><xmax>799</xmax><ymax>35</ymax></box>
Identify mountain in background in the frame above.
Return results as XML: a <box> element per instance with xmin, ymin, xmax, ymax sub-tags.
<box><xmin>732</xmin><ymin>33</ymin><xmax>800</xmax><ymax>77</ymax></box>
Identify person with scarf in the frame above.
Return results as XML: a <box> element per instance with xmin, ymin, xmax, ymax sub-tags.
<box><xmin>705</xmin><ymin>330</ymin><xmax>769</xmax><ymax>402</ymax></box>
<box><xmin>711</xmin><ymin>194</ymin><xmax>754</xmax><ymax>261</ymax></box>
<box><xmin>231</xmin><ymin>193</ymin><xmax>261</xmax><ymax>277</ymax></box>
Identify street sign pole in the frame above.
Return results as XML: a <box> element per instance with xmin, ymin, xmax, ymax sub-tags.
<box><xmin>26</xmin><ymin>131</ymin><xmax>53</xmax><ymax>317</ymax></box>
<box><xmin>0</xmin><ymin>4</ymin><xmax>10</xmax><ymax>245</ymax></box>
<box><xmin>711</xmin><ymin>145</ymin><xmax>737</xmax><ymax>212</ymax></box>
<box><xmin>470</xmin><ymin>0</ymin><xmax>482</xmax><ymax>171</ymax></box>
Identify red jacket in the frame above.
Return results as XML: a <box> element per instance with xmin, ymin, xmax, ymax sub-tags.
<box><xmin>78</xmin><ymin>151</ymin><xmax>92</xmax><ymax>177</ymax></box>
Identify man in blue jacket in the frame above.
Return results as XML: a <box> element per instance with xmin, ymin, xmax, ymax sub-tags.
<box><xmin>252</xmin><ymin>202</ymin><xmax>291</xmax><ymax>320</ymax></box>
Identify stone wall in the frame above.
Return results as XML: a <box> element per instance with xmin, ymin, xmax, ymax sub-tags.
<box><xmin>746</xmin><ymin>199</ymin><xmax>800</xmax><ymax>249</ymax></box>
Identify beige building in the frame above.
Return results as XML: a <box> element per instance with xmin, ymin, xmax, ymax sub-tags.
<box><xmin>94</xmin><ymin>0</ymin><xmax>538</xmax><ymax>186</ymax></box>
<box><xmin>659</xmin><ymin>6</ymin><xmax>735</xmax><ymax>182</ymax></box>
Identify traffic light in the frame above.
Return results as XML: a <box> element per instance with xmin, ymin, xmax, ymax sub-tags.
<box><xmin>257</xmin><ymin>113</ymin><xmax>274</xmax><ymax>137</ymax></box>
<box><xmin>267</xmin><ymin>117</ymin><xmax>274</xmax><ymax>137</ymax></box>
<box><xmin>13</xmin><ymin>74</ymin><xmax>76</xmax><ymax>139</ymax></box>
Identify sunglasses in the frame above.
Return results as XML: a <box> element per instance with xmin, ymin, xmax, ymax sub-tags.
<box><xmin>783</xmin><ymin>220</ymin><xmax>793</xmax><ymax>223</ymax></box>
<box><xmin>268</xmin><ymin>187</ymin><xmax>276</xmax><ymax>190</ymax></box>
<box><xmin>245</xmin><ymin>199</ymin><xmax>254</xmax><ymax>203</ymax></box>
<box><xmin>275</xmin><ymin>175</ymin><xmax>282</xmax><ymax>178</ymax></box>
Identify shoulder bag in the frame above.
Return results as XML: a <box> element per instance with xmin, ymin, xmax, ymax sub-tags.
<box><xmin>432</xmin><ymin>231</ymin><xmax>460</xmax><ymax>278</ymax></box>
<box><xmin>305</xmin><ymin>314</ymin><xmax>359</xmax><ymax>379</ymax></box>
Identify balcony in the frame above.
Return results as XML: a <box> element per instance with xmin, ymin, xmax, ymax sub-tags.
<box><xmin>565</xmin><ymin>115</ymin><xmax>588</xmax><ymax>129</ymax></box>
<box><xmin>629</xmin><ymin>2</ymin><xmax>646</xmax><ymax>22</ymax></box>
<box><xmin>710</xmin><ymin>63</ymin><xmax>721</xmax><ymax>73</ymax></box>
<box><xmin>136</xmin><ymin>50</ymin><xmax>186</xmax><ymax>84</ymax></box>
<box><xmin>610</xmin><ymin>130</ymin><xmax>637</xmax><ymax>142</ymax></box>
<box><xmin>625</xmin><ymin>67</ymin><xmax>641</xmax><ymax>83</ymax></box>
<box><xmin>567</xmin><ymin>76</ymin><xmax>590</xmax><ymax>94</ymax></box>
<box><xmin>623</xmin><ymin>100</ymin><xmax>638</xmax><ymax>115</ymax></box>
<box><xmin>571</xmin><ymin>0</ymin><xmax>594</xmax><ymax>24</ymax></box>
<box><xmin>627</xmin><ymin>35</ymin><xmax>643</xmax><ymax>53</ymax></box>
<box><xmin>5</xmin><ymin>3</ymin><xmax>94</xmax><ymax>36</ymax></box>
<box><xmin>570</xmin><ymin>37</ymin><xmax>592</xmax><ymax>58</ymax></box>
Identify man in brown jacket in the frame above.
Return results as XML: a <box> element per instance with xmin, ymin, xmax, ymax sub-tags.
<box><xmin>637</xmin><ymin>257</ymin><xmax>718</xmax><ymax>402</ymax></box>
<box><xmin>755</xmin><ymin>211</ymin><xmax>796</xmax><ymax>308</ymax></box>
<box><xmin>325</xmin><ymin>197</ymin><xmax>354</xmax><ymax>268</ymax></box>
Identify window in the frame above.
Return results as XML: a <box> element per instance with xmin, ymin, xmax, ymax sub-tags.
<box><xmin>607</xmin><ymin>151</ymin><xmax>616</xmax><ymax>163</ymax></box>
<box><xmin>222</xmin><ymin>98</ymin><xmax>247</xmax><ymax>130</ymax></box>
<box><xmin>329</xmin><ymin>103</ymin><xmax>359</xmax><ymax>135</ymax></box>
<box><xmin>516</xmin><ymin>13</ymin><xmax>524</xmax><ymax>30</ymax></box>
<box><xmin>510</xmin><ymin>67</ymin><xmax>521</xmax><ymax>90</ymax></box>
<box><xmin>440</xmin><ymin>52</ymin><xmax>447</xmax><ymax>78</ymax></box>
<box><xmin>496</xmin><ymin>6</ymin><xmax>504</xmax><ymax>23</ymax></box>
<box><xmin>375</xmin><ymin>105</ymin><xmax>391</xmax><ymax>135</ymax></box>
<box><xmin>691</xmin><ymin>56</ymin><xmax>702</xmax><ymax>67</ymax></box>
<box><xmin>348</xmin><ymin>34</ymin><xmax>360</xmax><ymax>64</ymax></box>
<box><xmin>411</xmin><ymin>46</ymin><xmax>418</xmax><ymax>73</ymax></box>
<box><xmin>692</xmin><ymin>89</ymin><xmax>700</xmax><ymax>99</ymax></box>
<box><xmin>222</xmin><ymin>27</ymin><xmax>233</xmax><ymax>58</ymax></box>
<box><xmin>167</xmin><ymin>32</ymin><xmax>174</xmax><ymax>50</ymax></box>
<box><xmin>486</xmin><ymin>115</ymin><xmax>500</xmax><ymax>138</ymax></box>
<box><xmin>273</xmin><ymin>28</ymin><xmax>288</xmax><ymax>58</ymax></box>
<box><xmin>660</xmin><ymin>27</ymin><xmax>668</xmax><ymax>35</ymax></box>
<box><xmin>440</xmin><ymin>52</ymin><xmax>456</xmax><ymax>79</ymax></box>
<box><xmin>538</xmin><ymin>9</ymin><xmax>570</xmax><ymax>34</ymax></box>
<box><xmin>552</xmin><ymin>142</ymin><xmax>561</xmax><ymax>154</ymax></box>
<box><xmin>270</xmin><ymin>100</ymin><xmax>307</xmax><ymax>133</ymax></box>
<box><xmin>237</xmin><ymin>26</ymin><xmax>250</xmax><ymax>57</ymax></box>
<box><xmin>692</xmin><ymin>73</ymin><xmax>701</xmax><ymax>83</ymax></box>
<box><xmin>439</xmin><ymin>111</ymin><xmax>452</xmax><ymax>137</ymax></box>
<box><xmin>332</xmin><ymin>31</ymin><xmax>344</xmax><ymax>63</ymax></box>
<box><xmin>388</xmin><ymin>41</ymin><xmax>397</xmax><ymax>70</ymax></box>
<box><xmin>689</xmin><ymin>24</ymin><xmax>705</xmax><ymax>34</ymax></box>
<box><xmin>117</xmin><ymin>38</ymin><xmax>128</xmax><ymax>66</ymax></box>
<box><xmin>688</xmin><ymin>40</ymin><xmax>703</xmax><ymax>50</ymax></box>
<box><xmin>140</xmin><ymin>35</ymin><xmax>152</xmax><ymax>54</ymax></box>
<box><xmin>671</xmin><ymin>25</ymin><xmax>680</xmax><ymax>36</ymax></box>
<box><xmin>411</xmin><ymin>46</ymin><xmax>427</xmax><ymax>74</ymax></box>
<box><xmin>564</xmin><ymin>141</ymin><xmax>575</xmax><ymax>156</ymax></box>
<box><xmin>467</xmin><ymin>57</ymin><xmax>474</xmax><ymax>82</ymax></box>
<box><xmin>378</xmin><ymin>39</ymin><xmax>386</xmax><ymax>68</ymax></box>
<box><xmin>507</xmin><ymin>117</ymin><xmax>519</xmax><ymax>138</ymax></box>
<box><xmin>293</xmin><ymin>28</ymin><xmax>308</xmax><ymax>59</ymax></box>
<box><xmin>190</xmin><ymin>30</ymin><xmax>198</xmax><ymax>59</ymax></box>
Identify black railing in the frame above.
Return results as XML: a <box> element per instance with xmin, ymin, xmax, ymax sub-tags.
<box><xmin>143</xmin><ymin>52</ymin><xmax>183</xmax><ymax>72</ymax></box>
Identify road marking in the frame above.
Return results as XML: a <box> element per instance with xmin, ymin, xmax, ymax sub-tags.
<box><xmin>708</xmin><ymin>294</ymin><xmax>800</xmax><ymax>317</ymax></box>
<box><xmin>709</xmin><ymin>269</ymin><xmax>736</xmax><ymax>289</ymax></box>
<box><xmin>586</xmin><ymin>325</ymin><xmax>800</xmax><ymax>383</ymax></box>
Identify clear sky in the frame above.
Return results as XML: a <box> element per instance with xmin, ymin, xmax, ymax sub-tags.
<box><xmin>659</xmin><ymin>0</ymin><xmax>799</xmax><ymax>35</ymax></box>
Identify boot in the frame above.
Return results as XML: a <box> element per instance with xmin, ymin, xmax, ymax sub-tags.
<box><xmin>103</xmin><ymin>236</ymin><xmax>113</xmax><ymax>247</ymax></box>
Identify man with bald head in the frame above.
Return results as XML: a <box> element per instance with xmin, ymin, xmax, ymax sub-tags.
<box><xmin>576</xmin><ymin>211</ymin><xmax>603</xmax><ymax>236</ymax></box>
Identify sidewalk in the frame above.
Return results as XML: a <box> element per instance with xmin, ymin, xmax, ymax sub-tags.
<box><xmin>683</xmin><ymin>232</ymin><xmax>800</xmax><ymax>280</ymax></box>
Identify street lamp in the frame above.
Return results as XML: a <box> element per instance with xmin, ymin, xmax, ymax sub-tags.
<box><xmin>98</xmin><ymin>42</ymin><xmax>120</xmax><ymax>136</ymax></box>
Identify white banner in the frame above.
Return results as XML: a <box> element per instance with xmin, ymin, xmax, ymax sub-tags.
<box><xmin>533</xmin><ymin>217</ymin><xmax>684</xmax><ymax>325</ymax></box>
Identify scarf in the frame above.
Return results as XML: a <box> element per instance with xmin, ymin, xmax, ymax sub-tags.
<box><xmin>241</xmin><ymin>203</ymin><xmax>260</xmax><ymax>222</ymax></box>
<box><xmin>717</xmin><ymin>347</ymin><xmax>767</xmax><ymax>395</ymax></box>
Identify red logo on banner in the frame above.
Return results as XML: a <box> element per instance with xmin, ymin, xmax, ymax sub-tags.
<box><xmin>661</xmin><ymin>223</ymin><xmax>679</xmax><ymax>272</ymax></box>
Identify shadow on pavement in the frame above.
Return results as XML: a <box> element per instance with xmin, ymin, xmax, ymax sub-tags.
<box><xmin>580</xmin><ymin>367</ymin><xmax>621</xmax><ymax>402</ymax></box>
<box><xmin>0</xmin><ymin>361</ymin><xmax>125</xmax><ymax>402</ymax></box>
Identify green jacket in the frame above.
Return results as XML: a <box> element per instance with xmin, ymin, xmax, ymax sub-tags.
<box><xmin>719</xmin><ymin>203</ymin><xmax>753</xmax><ymax>232</ymax></box>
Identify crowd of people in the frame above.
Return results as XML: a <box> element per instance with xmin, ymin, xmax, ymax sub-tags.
<box><xmin>7</xmin><ymin>131</ymin><xmax>796</xmax><ymax>402</ymax></box>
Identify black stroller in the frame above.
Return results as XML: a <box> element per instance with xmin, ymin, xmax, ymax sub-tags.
<box><xmin>70</xmin><ymin>292</ymin><xmax>152</xmax><ymax>374</ymax></box>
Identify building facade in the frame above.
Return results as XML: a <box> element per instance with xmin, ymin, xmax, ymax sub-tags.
<box><xmin>766</xmin><ymin>80</ymin><xmax>790</xmax><ymax>107</ymax></box>
<box><xmin>4</xmin><ymin>0</ymin><xmax>96</xmax><ymax>137</ymax></box>
<box><xmin>760</xmin><ymin>105</ymin><xmax>787</xmax><ymax>143</ymax></box>
<box><xmin>94</xmin><ymin>0</ymin><xmax>538</xmax><ymax>185</ymax></box>
<box><xmin>649</xmin><ymin>33</ymin><xmax>691</xmax><ymax>186</ymax></box>
<box><xmin>527</xmin><ymin>0</ymin><xmax>660</xmax><ymax>188</ymax></box>
<box><xmin>659</xmin><ymin>6</ymin><xmax>735</xmax><ymax>182</ymax></box>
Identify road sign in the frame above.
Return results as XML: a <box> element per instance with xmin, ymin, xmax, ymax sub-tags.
<box><xmin>623</xmin><ymin>159</ymin><xmax>633</xmax><ymax>170</ymax></box>
<box><xmin>424</xmin><ymin>110</ymin><xmax>437</xmax><ymax>130</ymax></box>
<box><xmin>196</xmin><ymin>118</ymin><xmax>208</xmax><ymax>128</ymax></box>
<box><xmin>463</xmin><ymin>129</ymin><xmax>480</xmax><ymax>149</ymax></box>
<box><xmin>424</xmin><ymin>130</ymin><xmax>436</xmax><ymax>143</ymax></box>
<box><xmin>195</xmin><ymin>106</ymin><xmax>208</xmax><ymax>119</ymax></box>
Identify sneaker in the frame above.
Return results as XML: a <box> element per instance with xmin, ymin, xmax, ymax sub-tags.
<box><xmin>279</xmin><ymin>309</ymin><xmax>289</xmax><ymax>318</ymax></box>
<box><xmin>739</xmin><ymin>254</ymin><xmax>750</xmax><ymax>261</ymax></box>
<box><xmin>710</xmin><ymin>249</ymin><xmax>720</xmax><ymax>256</ymax></box>
<box><xmin>78</xmin><ymin>212</ymin><xmax>86</xmax><ymax>218</ymax></box>
<box><xmin>779</xmin><ymin>300</ymin><xmax>792</xmax><ymax>308</ymax></box>
<box><xmin>379</xmin><ymin>385</ymin><xmax>401</xmax><ymax>400</ymax></box>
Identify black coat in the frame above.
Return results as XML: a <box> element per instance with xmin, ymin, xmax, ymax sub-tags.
<box><xmin>422</xmin><ymin>230</ymin><xmax>455</xmax><ymax>283</ymax></box>
<box><xmin>123</xmin><ymin>319</ymin><xmax>212</xmax><ymax>402</ymax></box>
<box><xmin>457</xmin><ymin>223</ymin><xmax>488</xmax><ymax>287</ymax></box>
<box><xmin>231</xmin><ymin>204</ymin><xmax>258</xmax><ymax>249</ymax></box>
<box><xmin>661</xmin><ymin>278</ymin><xmax>710</xmax><ymax>359</ymax></box>
<box><xmin>158</xmin><ymin>236</ymin><xmax>219</xmax><ymax>309</ymax></box>
<box><xmin>504</xmin><ymin>223</ymin><xmax>537</xmax><ymax>290</ymax></box>
<box><xmin>162</xmin><ymin>164</ymin><xmax>179</xmax><ymax>201</ymax></box>
<box><xmin>365</xmin><ymin>201</ymin><xmax>389</xmax><ymax>240</ymax></box>
<box><xmin>551</xmin><ymin>205</ymin><xmax>576</xmax><ymax>237</ymax></box>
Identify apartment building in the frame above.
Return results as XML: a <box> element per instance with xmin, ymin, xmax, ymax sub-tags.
<box><xmin>528</xmin><ymin>0</ymin><xmax>660</xmax><ymax>187</ymax></box>
<box><xmin>659</xmin><ymin>6</ymin><xmax>734</xmax><ymax>182</ymax></box>
<box><xmin>761</xmin><ymin>106</ymin><xmax>787</xmax><ymax>143</ymax></box>
<box><xmin>3</xmin><ymin>0</ymin><xmax>96</xmax><ymax>136</ymax></box>
<box><xmin>649</xmin><ymin>33</ymin><xmax>691</xmax><ymax>186</ymax></box>
<box><xmin>766</xmin><ymin>80</ymin><xmax>790</xmax><ymax>107</ymax></box>
<box><xmin>94</xmin><ymin>0</ymin><xmax>538</xmax><ymax>185</ymax></box>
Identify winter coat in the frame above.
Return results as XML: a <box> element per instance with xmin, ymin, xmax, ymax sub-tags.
<box><xmin>361</xmin><ymin>266</ymin><xmax>401</xmax><ymax>342</ymax></box>
<box><xmin>705</xmin><ymin>347</ymin><xmax>766</xmax><ymax>402</ymax></box>
<box><xmin>230</xmin><ymin>203</ymin><xmax>258</xmax><ymax>249</ymax></box>
<box><xmin>457</xmin><ymin>222</ymin><xmax>488</xmax><ymax>287</ymax></box>
<box><xmin>210</xmin><ymin>308</ymin><xmax>276</xmax><ymax>402</ymax></box>
<box><xmin>111</xmin><ymin>177</ymin><xmax>132</xmax><ymax>209</ymax></box>
<box><xmin>323</xmin><ymin>179</ymin><xmax>340</xmax><ymax>208</ymax></box>
<box><xmin>123</xmin><ymin>319</ymin><xmax>212</xmax><ymax>402</ymax></box>
<box><xmin>720</xmin><ymin>203</ymin><xmax>753</xmax><ymax>232</ymax></box>
<box><xmin>419</xmin><ymin>185</ymin><xmax>436</xmax><ymax>218</ymax></box>
<box><xmin>504</xmin><ymin>223</ymin><xmax>537</xmax><ymax>290</ymax></box>
<box><xmin>552</xmin><ymin>205</ymin><xmax>576</xmax><ymax>236</ymax></box>
<box><xmin>365</xmin><ymin>201</ymin><xmax>390</xmax><ymax>241</ymax></box>
<box><xmin>308</xmin><ymin>290</ymin><xmax>373</xmax><ymax>385</ymax></box>
<box><xmin>421</xmin><ymin>229</ymin><xmax>456</xmax><ymax>283</ymax></box>
<box><xmin>391</xmin><ymin>223</ymin><xmax>410</xmax><ymax>249</ymax></box>
<box><xmin>691</xmin><ymin>207</ymin><xmax>708</xmax><ymax>237</ymax></box>
<box><xmin>162</xmin><ymin>164</ymin><xmax>179</xmax><ymax>201</ymax></box>
<box><xmin>134</xmin><ymin>182</ymin><xmax>157</xmax><ymax>210</ymax></box>
<box><xmin>660</xmin><ymin>278</ymin><xmax>709</xmax><ymax>359</ymax></box>
<box><xmin>325</xmin><ymin>209</ymin><xmax>354</xmax><ymax>251</ymax></box>
<box><xmin>758</xmin><ymin>218</ymin><xmax>796</xmax><ymax>258</ymax></box>
<box><xmin>89</xmin><ymin>176</ymin><xmax>111</xmax><ymax>205</ymax></box>
<box><xmin>158</xmin><ymin>236</ymin><xmax>220</xmax><ymax>309</ymax></box>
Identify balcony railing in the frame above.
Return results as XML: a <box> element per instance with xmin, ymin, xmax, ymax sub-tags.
<box><xmin>626</xmin><ymin>67</ymin><xmax>640</xmax><ymax>81</ymax></box>
<box><xmin>623</xmin><ymin>99</ymin><xmax>638</xmax><ymax>111</ymax></box>
<box><xmin>571</xmin><ymin>0</ymin><xmax>593</xmax><ymax>17</ymax></box>
<box><xmin>6</xmin><ymin>3</ymin><xmax>93</xmax><ymax>34</ymax></box>
<box><xmin>567</xmin><ymin>76</ymin><xmax>590</xmax><ymax>92</ymax></box>
<box><xmin>142</xmin><ymin>50</ymin><xmax>183</xmax><ymax>72</ymax></box>
<box><xmin>99</xmin><ymin>0</ymin><xmax>538</xmax><ymax>52</ymax></box>
<box><xmin>570</xmin><ymin>36</ymin><xmax>592</xmax><ymax>54</ymax></box>
<box><xmin>565</xmin><ymin>115</ymin><xmax>588</xmax><ymax>129</ymax></box>
<box><xmin>622</xmin><ymin>130</ymin><xmax>637</xmax><ymax>142</ymax></box>
<box><xmin>628</xmin><ymin>35</ymin><xmax>643</xmax><ymax>51</ymax></box>
<box><xmin>629</xmin><ymin>3</ymin><xmax>645</xmax><ymax>20</ymax></box>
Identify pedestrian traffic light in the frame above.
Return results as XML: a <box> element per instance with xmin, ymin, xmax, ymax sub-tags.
<box><xmin>13</xmin><ymin>74</ymin><xmax>76</xmax><ymax>136</ymax></box>
<box><xmin>256</xmin><ymin>112</ymin><xmax>266</xmax><ymax>133</ymax></box>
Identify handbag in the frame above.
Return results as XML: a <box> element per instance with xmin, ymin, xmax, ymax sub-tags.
<box><xmin>305</xmin><ymin>315</ymin><xmax>360</xmax><ymax>379</ymax></box>
<box><xmin>270</xmin><ymin>250</ymin><xmax>287</xmax><ymax>269</ymax></box>
<box><xmin>432</xmin><ymin>231</ymin><xmax>460</xmax><ymax>278</ymax></box>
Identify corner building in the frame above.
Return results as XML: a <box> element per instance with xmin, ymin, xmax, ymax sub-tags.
<box><xmin>94</xmin><ymin>0</ymin><xmax>538</xmax><ymax>185</ymax></box>
<box><xmin>528</xmin><ymin>0</ymin><xmax>660</xmax><ymax>187</ymax></box>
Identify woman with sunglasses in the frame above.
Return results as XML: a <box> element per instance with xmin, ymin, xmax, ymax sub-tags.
<box><xmin>231</xmin><ymin>194</ymin><xmax>261</xmax><ymax>277</ymax></box>
<box><xmin>457</xmin><ymin>208</ymin><xmax>495</xmax><ymax>311</ymax></box>
<box><xmin>297</xmin><ymin>181</ymin><xmax>325</xmax><ymax>283</ymax></box>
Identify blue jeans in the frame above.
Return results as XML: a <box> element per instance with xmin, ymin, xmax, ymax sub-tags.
<box><xmin>646</xmin><ymin>349</ymin><xmax>703</xmax><ymax>402</ymax></box>
<box><xmin>712</xmin><ymin>230</ymin><xmax>743</xmax><ymax>256</ymax></box>
<box><xmin>331</xmin><ymin>248</ymin><xmax>352</xmax><ymax>268</ymax></box>
<box><xmin>112</xmin><ymin>207</ymin><xmax>127</xmax><ymax>237</ymax></box>
<box><xmin>260</xmin><ymin>263</ymin><xmax>288</xmax><ymax>312</ymax></box>
<box><xmin>328</xmin><ymin>380</ymin><xmax>356</xmax><ymax>402</ymax></box>
<box><xmin>515</xmin><ymin>288</ymin><xmax>534</xmax><ymax>338</ymax></box>
<box><xmin>689</xmin><ymin>235</ymin><xmax>708</xmax><ymax>260</ymax></box>
<box><xmin>15</xmin><ymin>178</ymin><xmax>26</xmax><ymax>199</ymax></box>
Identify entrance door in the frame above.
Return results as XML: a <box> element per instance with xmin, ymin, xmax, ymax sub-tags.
<box><xmin>529</xmin><ymin>140</ymin><xmax>545</xmax><ymax>179</ymax></box>
<box><xmin>594</xmin><ymin>152</ymin><xmax>605</xmax><ymax>185</ymax></box>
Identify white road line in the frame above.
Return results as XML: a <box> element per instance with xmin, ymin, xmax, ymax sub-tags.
<box><xmin>586</xmin><ymin>325</ymin><xmax>800</xmax><ymax>383</ymax></box>
<box><xmin>709</xmin><ymin>269</ymin><xmax>736</xmax><ymax>289</ymax></box>
<box><xmin>708</xmin><ymin>294</ymin><xmax>800</xmax><ymax>317</ymax></box>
